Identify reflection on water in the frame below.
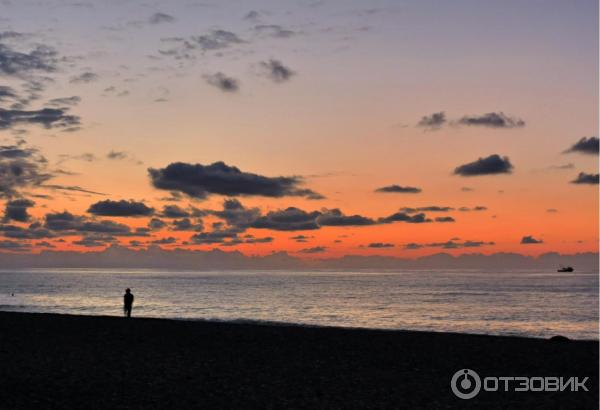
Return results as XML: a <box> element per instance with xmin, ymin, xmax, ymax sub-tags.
<box><xmin>0</xmin><ymin>269</ymin><xmax>597</xmax><ymax>340</ymax></box>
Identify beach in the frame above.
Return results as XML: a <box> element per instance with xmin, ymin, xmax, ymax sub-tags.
<box><xmin>0</xmin><ymin>312</ymin><xmax>597</xmax><ymax>409</ymax></box>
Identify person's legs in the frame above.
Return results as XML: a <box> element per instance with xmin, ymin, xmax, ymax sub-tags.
<box><xmin>126</xmin><ymin>307</ymin><xmax>131</xmax><ymax>318</ymax></box>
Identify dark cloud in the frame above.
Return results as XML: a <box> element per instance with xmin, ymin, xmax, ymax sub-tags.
<box><xmin>0</xmin><ymin>239</ymin><xmax>30</xmax><ymax>251</ymax></box>
<box><xmin>160</xmin><ymin>204</ymin><xmax>190</xmax><ymax>218</ymax></box>
<box><xmin>209</xmin><ymin>199</ymin><xmax>260</xmax><ymax>230</ymax></box>
<box><xmin>148</xmin><ymin>161</ymin><xmax>322</xmax><ymax>200</ymax></box>
<box><xmin>375</xmin><ymin>185</ymin><xmax>422</xmax><ymax>194</ymax></box>
<box><xmin>401</xmin><ymin>206</ymin><xmax>453</xmax><ymax>213</ymax></box>
<box><xmin>253</xmin><ymin>25</ymin><xmax>295</xmax><ymax>38</ymax></box>
<box><xmin>290</xmin><ymin>235</ymin><xmax>312</xmax><ymax>243</ymax></box>
<box><xmin>546</xmin><ymin>208</ymin><xmax>558</xmax><ymax>213</ymax></box>
<box><xmin>69</xmin><ymin>72</ymin><xmax>99</xmax><ymax>84</ymax></box>
<box><xmin>193</xmin><ymin>30</ymin><xmax>244</xmax><ymax>51</ymax></box>
<box><xmin>172</xmin><ymin>218</ymin><xmax>204</xmax><ymax>232</ymax></box>
<box><xmin>149</xmin><ymin>13</ymin><xmax>176</xmax><ymax>24</ymax></box>
<box><xmin>191</xmin><ymin>229</ymin><xmax>238</xmax><ymax>244</ymax></box>
<box><xmin>417</xmin><ymin>111</ymin><xmax>445</xmax><ymax>129</ymax></box>
<box><xmin>404</xmin><ymin>239</ymin><xmax>495</xmax><ymax>250</ymax></box>
<box><xmin>564</xmin><ymin>137</ymin><xmax>599</xmax><ymax>155</ymax></box>
<box><xmin>3</xmin><ymin>198</ymin><xmax>35</xmax><ymax>222</ymax></box>
<box><xmin>317</xmin><ymin>208</ymin><xmax>375</xmax><ymax>226</ymax></box>
<box><xmin>458</xmin><ymin>206</ymin><xmax>487</xmax><ymax>212</ymax></box>
<box><xmin>260</xmin><ymin>59</ymin><xmax>295</xmax><ymax>83</ymax></box>
<box><xmin>380</xmin><ymin>212</ymin><xmax>430</xmax><ymax>224</ymax></box>
<box><xmin>87</xmin><ymin>199</ymin><xmax>154</xmax><ymax>217</ymax></box>
<box><xmin>0</xmin><ymin>222</ymin><xmax>53</xmax><ymax>239</ymax></box>
<box><xmin>0</xmin><ymin>143</ymin><xmax>52</xmax><ymax>198</ymax></box>
<box><xmin>435</xmin><ymin>216</ymin><xmax>455</xmax><ymax>223</ymax></box>
<box><xmin>520</xmin><ymin>235</ymin><xmax>543</xmax><ymax>244</ymax></box>
<box><xmin>47</xmin><ymin>96</ymin><xmax>81</xmax><ymax>107</ymax></box>
<box><xmin>41</xmin><ymin>184</ymin><xmax>105</xmax><ymax>195</ymax></box>
<box><xmin>298</xmin><ymin>246</ymin><xmax>326</xmax><ymax>254</ymax></box>
<box><xmin>148</xmin><ymin>218</ymin><xmax>166</xmax><ymax>230</ymax></box>
<box><xmin>43</xmin><ymin>211</ymin><xmax>133</xmax><ymax>236</ymax></box>
<box><xmin>203</xmin><ymin>72</ymin><xmax>239</xmax><ymax>92</ymax></box>
<box><xmin>454</xmin><ymin>154</ymin><xmax>513</xmax><ymax>176</ymax></box>
<box><xmin>368</xmin><ymin>242</ymin><xmax>394</xmax><ymax>248</ymax></box>
<box><xmin>244</xmin><ymin>11</ymin><xmax>261</xmax><ymax>21</ymax></box>
<box><xmin>0</xmin><ymin>43</ymin><xmax>58</xmax><ymax>76</ymax></box>
<box><xmin>570</xmin><ymin>172</ymin><xmax>599</xmax><ymax>185</ymax></box>
<box><xmin>0</xmin><ymin>107</ymin><xmax>80</xmax><ymax>130</ymax></box>
<box><xmin>252</xmin><ymin>207</ymin><xmax>321</xmax><ymax>231</ymax></box>
<box><xmin>457</xmin><ymin>112</ymin><xmax>525</xmax><ymax>128</ymax></box>
<box><xmin>152</xmin><ymin>237</ymin><xmax>177</xmax><ymax>245</ymax></box>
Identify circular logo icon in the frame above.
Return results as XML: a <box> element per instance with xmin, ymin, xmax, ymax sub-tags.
<box><xmin>451</xmin><ymin>369</ymin><xmax>481</xmax><ymax>399</ymax></box>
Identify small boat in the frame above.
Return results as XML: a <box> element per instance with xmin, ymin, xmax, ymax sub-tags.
<box><xmin>557</xmin><ymin>266</ymin><xmax>574</xmax><ymax>272</ymax></box>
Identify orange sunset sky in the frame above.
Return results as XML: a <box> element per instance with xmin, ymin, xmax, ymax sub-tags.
<box><xmin>0</xmin><ymin>0</ymin><xmax>598</xmax><ymax>259</ymax></box>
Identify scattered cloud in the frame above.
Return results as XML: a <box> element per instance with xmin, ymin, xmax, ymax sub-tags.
<box><xmin>570</xmin><ymin>172</ymin><xmax>599</xmax><ymax>185</ymax></box>
<box><xmin>0</xmin><ymin>108</ymin><xmax>80</xmax><ymax>130</ymax></box>
<box><xmin>298</xmin><ymin>246</ymin><xmax>327</xmax><ymax>254</ymax></box>
<box><xmin>317</xmin><ymin>208</ymin><xmax>375</xmax><ymax>226</ymax></box>
<box><xmin>259</xmin><ymin>59</ymin><xmax>295</xmax><ymax>83</ymax></box>
<box><xmin>457</xmin><ymin>112</ymin><xmax>525</xmax><ymax>128</ymax></box>
<box><xmin>149</xmin><ymin>12</ymin><xmax>175</xmax><ymax>24</ymax></box>
<box><xmin>375</xmin><ymin>185</ymin><xmax>422</xmax><ymax>194</ymax></box>
<box><xmin>252</xmin><ymin>207</ymin><xmax>321</xmax><ymax>231</ymax></box>
<box><xmin>380</xmin><ymin>212</ymin><xmax>430</xmax><ymax>224</ymax></box>
<box><xmin>253</xmin><ymin>25</ymin><xmax>295</xmax><ymax>38</ymax></box>
<box><xmin>435</xmin><ymin>216</ymin><xmax>455</xmax><ymax>223</ymax></box>
<box><xmin>404</xmin><ymin>239</ymin><xmax>495</xmax><ymax>250</ymax></box>
<box><xmin>368</xmin><ymin>242</ymin><xmax>394</xmax><ymax>248</ymax></box>
<box><xmin>148</xmin><ymin>161</ymin><xmax>322</xmax><ymax>200</ymax></box>
<box><xmin>203</xmin><ymin>72</ymin><xmax>239</xmax><ymax>92</ymax></box>
<box><xmin>69</xmin><ymin>72</ymin><xmax>99</xmax><ymax>84</ymax></box>
<box><xmin>454</xmin><ymin>154</ymin><xmax>513</xmax><ymax>176</ymax></box>
<box><xmin>564</xmin><ymin>136</ymin><xmax>598</xmax><ymax>155</ymax></box>
<box><xmin>417</xmin><ymin>111</ymin><xmax>446</xmax><ymax>130</ymax></box>
<box><xmin>87</xmin><ymin>200</ymin><xmax>154</xmax><ymax>217</ymax></box>
<box><xmin>3</xmin><ymin>198</ymin><xmax>35</xmax><ymax>222</ymax></box>
<box><xmin>520</xmin><ymin>235</ymin><xmax>543</xmax><ymax>244</ymax></box>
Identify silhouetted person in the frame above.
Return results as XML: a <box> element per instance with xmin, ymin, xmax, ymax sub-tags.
<box><xmin>123</xmin><ymin>288</ymin><xmax>134</xmax><ymax>318</ymax></box>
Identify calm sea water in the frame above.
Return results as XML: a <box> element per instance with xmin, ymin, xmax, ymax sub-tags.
<box><xmin>0</xmin><ymin>269</ymin><xmax>597</xmax><ymax>340</ymax></box>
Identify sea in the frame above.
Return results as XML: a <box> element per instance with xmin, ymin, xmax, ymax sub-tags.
<box><xmin>0</xmin><ymin>268</ymin><xmax>597</xmax><ymax>340</ymax></box>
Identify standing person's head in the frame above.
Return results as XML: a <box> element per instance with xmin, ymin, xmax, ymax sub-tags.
<box><xmin>125</xmin><ymin>288</ymin><xmax>131</xmax><ymax>294</ymax></box>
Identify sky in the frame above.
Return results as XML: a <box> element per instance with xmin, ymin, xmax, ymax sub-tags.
<box><xmin>0</xmin><ymin>0</ymin><xmax>598</xmax><ymax>260</ymax></box>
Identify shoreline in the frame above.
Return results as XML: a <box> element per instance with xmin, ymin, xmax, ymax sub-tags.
<box><xmin>0</xmin><ymin>311</ymin><xmax>597</xmax><ymax>409</ymax></box>
<box><xmin>3</xmin><ymin>309</ymin><xmax>598</xmax><ymax>342</ymax></box>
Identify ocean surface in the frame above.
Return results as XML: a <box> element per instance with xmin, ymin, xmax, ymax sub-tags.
<box><xmin>0</xmin><ymin>269</ymin><xmax>597</xmax><ymax>340</ymax></box>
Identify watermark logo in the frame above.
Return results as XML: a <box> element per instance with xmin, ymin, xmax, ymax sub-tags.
<box><xmin>451</xmin><ymin>369</ymin><xmax>481</xmax><ymax>399</ymax></box>
<box><xmin>450</xmin><ymin>369</ymin><xmax>589</xmax><ymax>399</ymax></box>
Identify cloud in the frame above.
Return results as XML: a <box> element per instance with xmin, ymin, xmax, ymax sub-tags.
<box><xmin>87</xmin><ymin>199</ymin><xmax>154</xmax><ymax>217</ymax></box>
<box><xmin>149</xmin><ymin>13</ymin><xmax>175</xmax><ymax>24</ymax></box>
<box><xmin>252</xmin><ymin>207</ymin><xmax>321</xmax><ymax>231</ymax></box>
<box><xmin>3</xmin><ymin>198</ymin><xmax>35</xmax><ymax>222</ymax></box>
<box><xmin>404</xmin><ymin>239</ymin><xmax>495</xmax><ymax>250</ymax></box>
<box><xmin>0</xmin><ymin>143</ymin><xmax>53</xmax><ymax>198</ymax></box>
<box><xmin>260</xmin><ymin>59</ymin><xmax>295</xmax><ymax>83</ymax></box>
<box><xmin>435</xmin><ymin>216</ymin><xmax>455</xmax><ymax>223</ymax></box>
<box><xmin>208</xmin><ymin>199</ymin><xmax>260</xmax><ymax>230</ymax></box>
<box><xmin>417</xmin><ymin>111</ymin><xmax>446</xmax><ymax>129</ymax></box>
<box><xmin>47</xmin><ymin>96</ymin><xmax>81</xmax><ymax>107</ymax></box>
<box><xmin>106</xmin><ymin>150</ymin><xmax>127</xmax><ymax>160</ymax></box>
<box><xmin>520</xmin><ymin>235</ymin><xmax>543</xmax><ymax>244</ymax></box>
<box><xmin>172</xmin><ymin>218</ymin><xmax>204</xmax><ymax>232</ymax></box>
<box><xmin>0</xmin><ymin>239</ymin><xmax>30</xmax><ymax>251</ymax></box>
<box><xmin>454</xmin><ymin>154</ymin><xmax>513</xmax><ymax>176</ymax></box>
<box><xmin>193</xmin><ymin>30</ymin><xmax>244</xmax><ymax>51</ymax></box>
<box><xmin>380</xmin><ymin>212</ymin><xmax>430</xmax><ymax>224</ymax></box>
<box><xmin>368</xmin><ymin>242</ymin><xmax>394</xmax><ymax>248</ymax></box>
<box><xmin>564</xmin><ymin>137</ymin><xmax>598</xmax><ymax>155</ymax></box>
<box><xmin>152</xmin><ymin>237</ymin><xmax>177</xmax><ymax>245</ymax></box>
<box><xmin>457</xmin><ymin>112</ymin><xmax>525</xmax><ymax>128</ymax></box>
<box><xmin>570</xmin><ymin>172</ymin><xmax>599</xmax><ymax>185</ymax></box>
<box><xmin>148</xmin><ymin>161</ymin><xmax>322</xmax><ymax>200</ymax></box>
<box><xmin>160</xmin><ymin>205</ymin><xmax>190</xmax><ymax>218</ymax></box>
<box><xmin>253</xmin><ymin>25</ymin><xmax>295</xmax><ymax>38</ymax></box>
<box><xmin>0</xmin><ymin>42</ymin><xmax>58</xmax><ymax>76</ymax></box>
<box><xmin>203</xmin><ymin>72</ymin><xmax>239</xmax><ymax>92</ymax></box>
<box><xmin>401</xmin><ymin>206</ymin><xmax>453</xmax><ymax>213</ymax></box>
<box><xmin>298</xmin><ymin>246</ymin><xmax>326</xmax><ymax>254</ymax></box>
<box><xmin>69</xmin><ymin>72</ymin><xmax>99</xmax><ymax>84</ymax></box>
<box><xmin>290</xmin><ymin>235</ymin><xmax>312</xmax><ymax>243</ymax></box>
<box><xmin>148</xmin><ymin>218</ymin><xmax>166</xmax><ymax>230</ymax></box>
<box><xmin>375</xmin><ymin>185</ymin><xmax>422</xmax><ymax>194</ymax></box>
<box><xmin>457</xmin><ymin>206</ymin><xmax>487</xmax><ymax>212</ymax></box>
<box><xmin>317</xmin><ymin>208</ymin><xmax>375</xmax><ymax>226</ymax></box>
<box><xmin>0</xmin><ymin>108</ymin><xmax>80</xmax><ymax>130</ymax></box>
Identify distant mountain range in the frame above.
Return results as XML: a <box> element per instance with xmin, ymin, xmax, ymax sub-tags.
<box><xmin>0</xmin><ymin>246</ymin><xmax>597</xmax><ymax>271</ymax></box>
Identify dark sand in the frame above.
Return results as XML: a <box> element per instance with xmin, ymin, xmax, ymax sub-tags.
<box><xmin>0</xmin><ymin>312</ymin><xmax>597</xmax><ymax>409</ymax></box>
